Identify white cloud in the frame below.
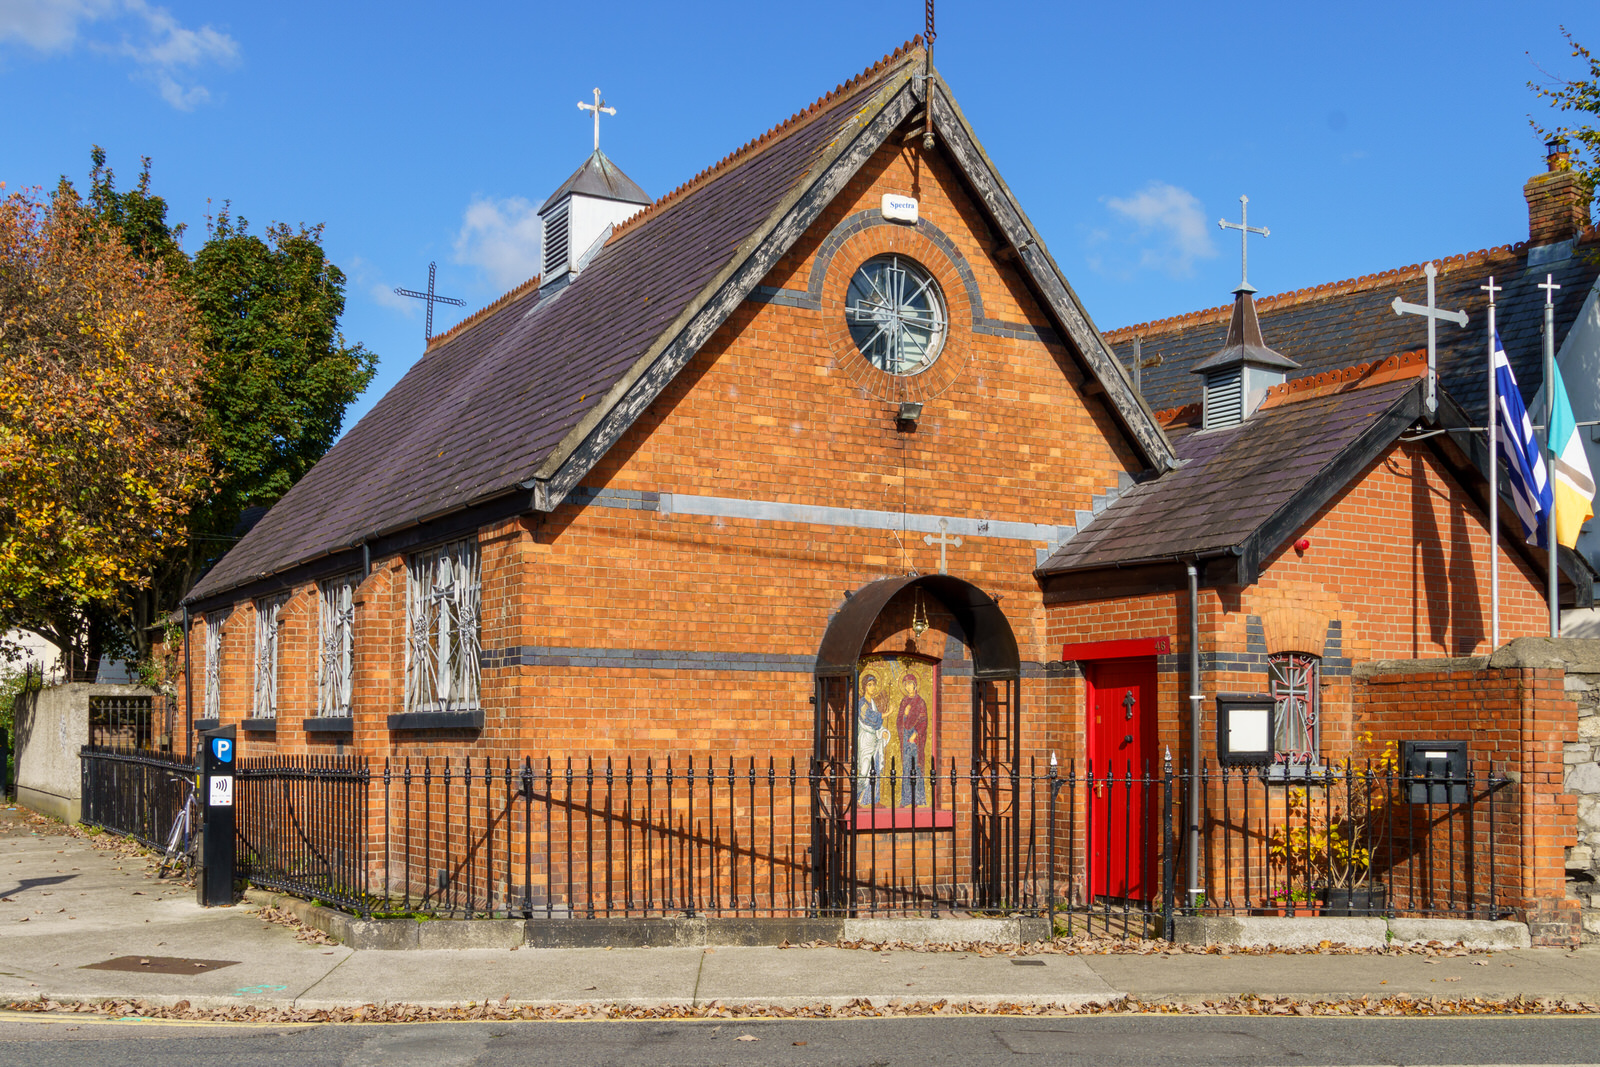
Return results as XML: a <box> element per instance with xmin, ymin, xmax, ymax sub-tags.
<box><xmin>0</xmin><ymin>0</ymin><xmax>113</xmax><ymax>52</ymax></box>
<box><xmin>453</xmin><ymin>196</ymin><xmax>544</xmax><ymax>291</ymax></box>
<box><xmin>371</xmin><ymin>283</ymin><xmax>415</xmax><ymax>314</ymax></box>
<box><xmin>1099</xmin><ymin>181</ymin><xmax>1218</xmax><ymax>278</ymax></box>
<box><xmin>0</xmin><ymin>0</ymin><xmax>236</xmax><ymax>110</ymax></box>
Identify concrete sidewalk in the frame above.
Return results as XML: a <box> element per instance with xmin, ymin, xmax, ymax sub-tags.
<box><xmin>4</xmin><ymin>806</ymin><xmax>1598</xmax><ymax>1014</ymax></box>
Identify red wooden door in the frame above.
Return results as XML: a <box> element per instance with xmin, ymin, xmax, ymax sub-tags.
<box><xmin>1086</xmin><ymin>658</ymin><xmax>1157</xmax><ymax>900</ymax></box>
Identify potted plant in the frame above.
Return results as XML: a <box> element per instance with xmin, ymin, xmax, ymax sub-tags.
<box><xmin>1256</xmin><ymin>884</ymin><xmax>1320</xmax><ymax>917</ymax></box>
<box><xmin>1267</xmin><ymin>734</ymin><xmax>1398</xmax><ymax>916</ymax></box>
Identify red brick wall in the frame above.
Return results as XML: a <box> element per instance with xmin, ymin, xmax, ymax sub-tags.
<box><xmin>1046</xmin><ymin>439</ymin><xmax>1551</xmax><ymax>764</ymax></box>
<box><xmin>1356</xmin><ymin>664</ymin><xmax>1579</xmax><ymax>943</ymax></box>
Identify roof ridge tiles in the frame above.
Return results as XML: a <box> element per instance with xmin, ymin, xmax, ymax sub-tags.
<box><xmin>1104</xmin><ymin>240</ymin><xmax>1545</xmax><ymax>342</ymax></box>
<box><xmin>607</xmin><ymin>37</ymin><xmax>923</xmax><ymax>244</ymax></box>
<box><xmin>424</xmin><ymin>274</ymin><xmax>542</xmax><ymax>352</ymax></box>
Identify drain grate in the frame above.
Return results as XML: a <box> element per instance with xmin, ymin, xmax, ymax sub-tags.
<box><xmin>81</xmin><ymin>955</ymin><xmax>241</xmax><ymax>975</ymax></box>
<box><xmin>1010</xmin><ymin>959</ymin><xmax>1046</xmax><ymax>966</ymax></box>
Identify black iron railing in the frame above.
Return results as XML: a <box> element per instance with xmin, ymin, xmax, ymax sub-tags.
<box><xmin>79</xmin><ymin>746</ymin><xmax>194</xmax><ymax>850</ymax></box>
<box><xmin>78</xmin><ymin>748</ymin><xmax>1517</xmax><ymax>930</ymax></box>
<box><xmin>235</xmin><ymin>756</ymin><xmax>371</xmax><ymax>915</ymax></box>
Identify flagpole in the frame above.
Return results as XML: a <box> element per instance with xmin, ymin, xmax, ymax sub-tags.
<box><xmin>1542</xmin><ymin>274</ymin><xmax>1561</xmax><ymax>638</ymax></box>
<box><xmin>1485</xmin><ymin>278</ymin><xmax>1500</xmax><ymax>649</ymax></box>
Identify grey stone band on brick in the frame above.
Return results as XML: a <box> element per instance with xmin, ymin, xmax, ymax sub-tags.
<box><xmin>657</xmin><ymin>493</ymin><xmax>1072</xmax><ymax>545</ymax></box>
<box><xmin>483</xmin><ymin>644</ymin><xmax>1053</xmax><ymax>678</ymax></box>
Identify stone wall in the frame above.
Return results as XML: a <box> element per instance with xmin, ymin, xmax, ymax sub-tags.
<box><xmin>1483</xmin><ymin>638</ymin><xmax>1600</xmax><ymax>943</ymax></box>
<box><xmin>14</xmin><ymin>682</ymin><xmax>157</xmax><ymax>822</ymax></box>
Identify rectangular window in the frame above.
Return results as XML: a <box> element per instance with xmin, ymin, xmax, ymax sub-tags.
<box><xmin>203</xmin><ymin>610</ymin><xmax>228</xmax><ymax>720</ymax></box>
<box><xmin>404</xmin><ymin>539</ymin><xmax>481</xmax><ymax>714</ymax></box>
<box><xmin>1269</xmin><ymin>652</ymin><xmax>1320</xmax><ymax>767</ymax></box>
<box><xmin>252</xmin><ymin>594</ymin><xmax>288</xmax><ymax>719</ymax></box>
<box><xmin>318</xmin><ymin>574</ymin><xmax>359</xmax><ymax>718</ymax></box>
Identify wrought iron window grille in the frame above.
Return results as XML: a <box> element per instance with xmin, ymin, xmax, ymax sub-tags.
<box><xmin>318</xmin><ymin>574</ymin><xmax>359</xmax><ymax>718</ymax></box>
<box><xmin>203</xmin><ymin>609</ymin><xmax>229</xmax><ymax>721</ymax></box>
<box><xmin>404</xmin><ymin>538</ymin><xmax>481</xmax><ymax>715</ymax></box>
<box><xmin>252</xmin><ymin>594</ymin><xmax>288</xmax><ymax>720</ymax></box>
<box><xmin>1266</xmin><ymin>652</ymin><xmax>1322</xmax><ymax>778</ymax></box>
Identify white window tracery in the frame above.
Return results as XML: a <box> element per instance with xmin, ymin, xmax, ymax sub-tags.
<box><xmin>404</xmin><ymin>539</ymin><xmax>481</xmax><ymax>713</ymax></box>
<box><xmin>203</xmin><ymin>610</ymin><xmax>228</xmax><ymax>719</ymax></box>
<box><xmin>318</xmin><ymin>574</ymin><xmax>359</xmax><ymax>718</ymax></box>
<box><xmin>1269</xmin><ymin>652</ymin><xmax>1320</xmax><ymax>766</ymax></box>
<box><xmin>252</xmin><ymin>594</ymin><xmax>288</xmax><ymax>719</ymax></box>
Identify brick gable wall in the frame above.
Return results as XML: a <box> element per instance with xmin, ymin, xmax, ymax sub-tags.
<box><xmin>181</xmin><ymin>138</ymin><xmax>1139</xmax><ymax>768</ymax></box>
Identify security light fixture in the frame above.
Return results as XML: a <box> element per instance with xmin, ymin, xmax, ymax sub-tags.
<box><xmin>897</xmin><ymin>401</ymin><xmax>923</xmax><ymax>428</ymax></box>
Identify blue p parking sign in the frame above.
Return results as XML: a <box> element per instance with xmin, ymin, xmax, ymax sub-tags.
<box><xmin>212</xmin><ymin>737</ymin><xmax>233</xmax><ymax>764</ymax></box>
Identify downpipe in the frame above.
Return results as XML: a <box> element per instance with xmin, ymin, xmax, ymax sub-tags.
<box><xmin>1186</xmin><ymin>561</ymin><xmax>1201</xmax><ymax>909</ymax></box>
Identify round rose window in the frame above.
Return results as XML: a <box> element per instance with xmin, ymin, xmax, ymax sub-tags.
<box><xmin>845</xmin><ymin>255</ymin><xmax>948</xmax><ymax>376</ymax></box>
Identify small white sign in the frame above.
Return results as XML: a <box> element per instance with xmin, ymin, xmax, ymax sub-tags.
<box><xmin>881</xmin><ymin>194</ymin><xmax>919</xmax><ymax>224</ymax></box>
<box><xmin>1228</xmin><ymin>707</ymin><xmax>1270</xmax><ymax>755</ymax></box>
<box><xmin>208</xmin><ymin>775</ymin><xmax>234</xmax><ymax>807</ymax></box>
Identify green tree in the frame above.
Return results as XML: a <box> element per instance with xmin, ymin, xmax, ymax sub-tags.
<box><xmin>1530</xmin><ymin>27</ymin><xmax>1600</xmax><ymax>208</ymax></box>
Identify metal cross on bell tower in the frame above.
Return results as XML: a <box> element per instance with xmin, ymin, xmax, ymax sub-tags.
<box><xmin>1218</xmin><ymin>195</ymin><xmax>1269</xmax><ymax>291</ymax></box>
<box><xmin>394</xmin><ymin>262</ymin><xmax>466</xmax><ymax>340</ymax></box>
<box><xmin>578</xmin><ymin>88</ymin><xmax>616</xmax><ymax>152</ymax></box>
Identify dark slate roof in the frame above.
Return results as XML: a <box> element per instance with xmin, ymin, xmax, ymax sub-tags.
<box><xmin>538</xmin><ymin>149</ymin><xmax>652</xmax><ymax>211</ymax></box>
<box><xmin>1112</xmin><ymin>236</ymin><xmax>1600</xmax><ymax>426</ymax></box>
<box><xmin>187</xmin><ymin>42</ymin><xmax>1177</xmax><ymax>605</ymax></box>
<box><xmin>1036</xmin><ymin>377</ymin><xmax>1422</xmax><ymax>575</ymax></box>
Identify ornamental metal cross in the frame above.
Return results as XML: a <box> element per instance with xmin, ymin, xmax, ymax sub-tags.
<box><xmin>394</xmin><ymin>262</ymin><xmax>465</xmax><ymax>340</ymax></box>
<box><xmin>923</xmin><ymin>517</ymin><xmax>962</xmax><ymax>575</ymax></box>
<box><xmin>1391</xmin><ymin>262</ymin><xmax>1467</xmax><ymax>415</ymax></box>
<box><xmin>1217</xmin><ymin>195</ymin><xmax>1269</xmax><ymax>290</ymax></box>
<box><xmin>578</xmin><ymin>87</ymin><xmax>616</xmax><ymax>152</ymax></box>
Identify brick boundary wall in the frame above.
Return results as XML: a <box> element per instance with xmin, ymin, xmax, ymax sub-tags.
<box><xmin>1354</xmin><ymin>641</ymin><xmax>1583</xmax><ymax>945</ymax></box>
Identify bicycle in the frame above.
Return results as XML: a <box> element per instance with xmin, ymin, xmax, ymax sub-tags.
<box><xmin>158</xmin><ymin>772</ymin><xmax>201</xmax><ymax>878</ymax></box>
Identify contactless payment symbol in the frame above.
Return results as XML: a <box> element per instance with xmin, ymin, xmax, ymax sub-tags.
<box><xmin>212</xmin><ymin>737</ymin><xmax>233</xmax><ymax>763</ymax></box>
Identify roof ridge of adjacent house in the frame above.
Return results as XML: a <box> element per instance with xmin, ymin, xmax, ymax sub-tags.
<box><xmin>607</xmin><ymin>37</ymin><xmax>924</xmax><ymax>244</ymax></box>
<box><xmin>1107</xmin><ymin>240</ymin><xmax>1555</xmax><ymax>342</ymax></box>
<box><xmin>424</xmin><ymin>274</ymin><xmax>543</xmax><ymax>353</ymax></box>
<box><xmin>1153</xmin><ymin>350</ymin><xmax>1430</xmax><ymax>427</ymax></box>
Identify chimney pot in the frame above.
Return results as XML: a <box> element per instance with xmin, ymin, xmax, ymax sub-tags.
<box><xmin>1546</xmin><ymin>137</ymin><xmax>1572</xmax><ymax>172</ymax></box>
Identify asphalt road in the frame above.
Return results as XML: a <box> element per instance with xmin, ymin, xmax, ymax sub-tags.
<box><xmin>2</xmin><ymin>1014</ymin><xmax>1600</xmax><ymax>1066</ymax></box>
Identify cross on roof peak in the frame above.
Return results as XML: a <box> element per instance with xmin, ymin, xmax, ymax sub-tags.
<box><xmin>1218</xmin><ymin>195</ymin><xmax>1269</xmax><ymax>292</ymax></box>
<box><xmin>578</xmin><ymin>87</ymin><xmax>617</xmax><ymax>152</ymax></box>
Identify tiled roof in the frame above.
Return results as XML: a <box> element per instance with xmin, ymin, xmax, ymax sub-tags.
<box><xmin>1037</xmin><ymin>375</ymin><xmax>1422</xmax><ymax>575</ymax></box>
<box><xmin>188</xmin><ymin>43</ymin><xmax>926</xmax><ymax>602</ymax></box>
<box><xmin>1109</xmin><ymin>235</ymin><xmax>1600</xmax><ymax>426</ymax></box>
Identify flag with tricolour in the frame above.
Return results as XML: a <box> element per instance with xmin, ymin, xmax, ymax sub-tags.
<box><xmin>1547</xmin><ymin>359</ymin><xmax>1596</xmax><ymax>549</ymax></box>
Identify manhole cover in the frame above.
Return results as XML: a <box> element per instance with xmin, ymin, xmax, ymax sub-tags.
<box><xmin>81</xmin><ymin>956</ymin><xmax>241</xmax><ymax>975</ymax></box>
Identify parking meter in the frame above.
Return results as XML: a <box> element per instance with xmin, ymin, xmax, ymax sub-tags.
<box><xmin>198</xmin><ymin>725</ymin><xmax>237</xmax><ymax>906</ymax></box>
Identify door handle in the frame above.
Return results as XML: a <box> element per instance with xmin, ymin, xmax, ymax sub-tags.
<box><xmin>1123</xmin><ymin>734</ymin><xmax>1133</xmax><ymax>745</ymax></box>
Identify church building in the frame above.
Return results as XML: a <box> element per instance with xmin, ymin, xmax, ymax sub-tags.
<box><xmin>177</xmin><ymin>39</ymin><xmax>1592</xmax><ymax>938</ymax></box>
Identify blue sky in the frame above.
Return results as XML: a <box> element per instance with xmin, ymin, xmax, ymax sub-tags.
<box><xmin>3</xmin><ymin>1</ymin><xmax>1596</xmax><ymax>431</ymax></box>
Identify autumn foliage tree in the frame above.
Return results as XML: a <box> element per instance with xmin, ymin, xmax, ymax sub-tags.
<box><xmin>0</xmin><ymin>183</ymin><xmax>208</xmax><ymax>678</ymax></box>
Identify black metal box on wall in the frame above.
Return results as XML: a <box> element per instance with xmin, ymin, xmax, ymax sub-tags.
<box><xmin>1215</xmin><ymin>693</ymin><xmax>1276</xmax><ymax>766</ymax></box>
<box><xmin>1401</xmin><ymin>740</ymin><xmax>1469</xmax><ymax>804</ymax></box>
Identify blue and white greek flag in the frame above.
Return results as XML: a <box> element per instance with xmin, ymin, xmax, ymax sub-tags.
<box><xmin>1493</xmin><ymin>328</ymin><xmax>1553</xmax><ymax>544</ymax></box>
